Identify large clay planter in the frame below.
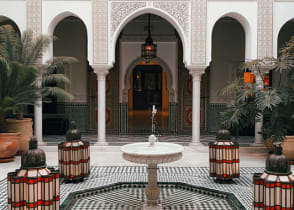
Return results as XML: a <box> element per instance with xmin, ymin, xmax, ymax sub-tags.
<box><xmin>0</xmin><ymin>133</ymin><xmax>20</xmax><ymax>162</ymax></box>
<box><xmin>7</xmin><ymin>118</ymin><xmax>33</xmax><ymax>154</ymax></box>
<box><xmin>282</xmin><ymin>136</ymin><xmax>294</xmax><ymax>161</ymax></box>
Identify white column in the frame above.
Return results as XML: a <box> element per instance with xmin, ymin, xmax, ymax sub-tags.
<box><xmin>34</xmin><ymin>98</ymin><xmax>43</xmax><ymax>143</ymax></box>
<box><xmin>94</xmin><ymin>68</ymin><xmax>109</xmax><ymax>145</ymax></box>
<box><xmin>188</xmin><ymin>67</ymin><xmax>205</xmax><ymax>145</ymax></box>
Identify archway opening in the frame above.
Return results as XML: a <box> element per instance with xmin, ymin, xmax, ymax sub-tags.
<box><xmin>114</xmin><ymin>13</ymin><xmax>184</xmax><ymax>134</ymax></box>
<box><xmin>0</xmin><ymin>16</ymin><xmax>20</xmax><ymax>35</ymax></box>
<box><xmin>275</xmin><ymin>20</ymin><xmax>294</xmax><ymax>88</ymax></box>
<box><xmin>128</xmin><ymin>61</ymin><xmax>169</xmax><ymax>133</ymax></box>
<box><xmin>209</xmin><ymin>16</ymin><xmax>246</xmax><ymax>133</ymax></box>
<box><xmin>44</xmin><ymin>15</ymin><xmax>88</xmax><ymax>134</ymax></box>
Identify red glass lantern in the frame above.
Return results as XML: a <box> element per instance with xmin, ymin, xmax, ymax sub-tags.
<box><xmin>7</xmin><ymin>138</ymin><xmax>60</xmax><ymax>210</ymax></box>
<box><xmin>253</xmin><ymin>143</ymin><xmax>294</xmax><ymax>210</ymax></box>
<box><xmin>58</xmin><ymin>121</ymin><xmax>90</xmax><ymax>182</ymax></box>
<box><xmin>264</xmin><ymin>73</ymin><xmax>269</xmax><ymax>86</ymax></box>
<box><xmin>244</xmin><ymin>72</ymin><xmax>255</xmax><ymax>84</ymax></box>
<box><xmin>209</xmin><ymin>129</ymin><xmax>240</xmax><ymax>181</ymax></box>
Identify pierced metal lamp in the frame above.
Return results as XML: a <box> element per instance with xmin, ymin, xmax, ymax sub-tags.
<box><xmin>253</xmin><ymin>143</ymin><xmax>294</xmax><ymax>210</ymax></box>
<box><xmin>209</xmin><ymin>128</ymin><xmax>240</xmax><ymax>181</ymax></box>
<box><xmin>58</xmin><ymin>120</ymin><xmax>90</xmax><ymax>182</ymax></box>
<box><xmin>7</xmin><ymin>137</ymin><xmax>60</xmax><ymax>209</ymax></box>
<box><xmin>141</xmin><ymin>14</ymin><xmax>157</xmax><ymax>63</ymax></box>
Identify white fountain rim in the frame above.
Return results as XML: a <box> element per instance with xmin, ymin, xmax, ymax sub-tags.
<box><xmin>121</xmin><ymin>142</ymin><xmax>184</xmax><ymax>156</ymax></box>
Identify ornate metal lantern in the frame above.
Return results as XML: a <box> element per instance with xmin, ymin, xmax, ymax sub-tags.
<box><xmin>244</xmin><ymin>71</ymin><xmax>255</xmax><ymax>84</ymax></box>
<box><xmin>58</xmin><ymin>121</ymin><xmax>90</xmax><ymax>182</ymax></box>
<box><xmin>209</xmin><ymin>128</ymin><xmax>240</xmax><ymax>181</ymax></box>
<box><xmin>7</xmin><ymin>137</ymin><xmax>60</xmax><ymax>209</ymax></box>
<box><xmin>253</xmin><ymin>143</ymin><xmax>294</xmax><ymax>210</ymax></box>
<box><xmin>141</xmin><ymin>14</ymin><xmax>157</xmax><ymax>63</ymax></box>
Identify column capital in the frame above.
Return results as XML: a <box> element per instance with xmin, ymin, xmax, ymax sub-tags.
<box><xmin>186</xmin><ymin>65</ymin><xmax>206</xmax><ymax>78</ymax></box>
<box><xmin>93</xmin><ymin>64</ymin><xmax>111</xmax><ymax>79</ymax></box>
<box><xmin>92</xmin><ymin>64</ymin><xmax>112</xmax><ymax>72</ymax></box>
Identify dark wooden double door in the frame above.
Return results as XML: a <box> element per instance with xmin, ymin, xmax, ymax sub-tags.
<box><xmin>133</xmin><ymin>65</ymin><xmax>162</xmax><ymax>110</ymax></box>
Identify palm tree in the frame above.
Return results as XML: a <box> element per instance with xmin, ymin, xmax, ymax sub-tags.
<box><xmin>0</xmin><ymin>27</ymin><xmax>76</xmax><ymax>132</ymax></box>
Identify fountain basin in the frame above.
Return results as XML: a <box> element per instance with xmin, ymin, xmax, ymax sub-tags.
<box><xmin>121</xmin><ymin>142</ymin><xmax>184</xmax><ymax>164</ymax></box>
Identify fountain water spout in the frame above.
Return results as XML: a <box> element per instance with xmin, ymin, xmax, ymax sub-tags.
<box><xmin>152</xmin><ymin>105</ymin><xmax>157</xmax><ymax>134</ymax></box>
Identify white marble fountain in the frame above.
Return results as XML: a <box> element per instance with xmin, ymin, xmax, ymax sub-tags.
<box><xmin>121</xmin><ymin>134</ymin><xmax>184</xmax><ymax>209</ymax></box>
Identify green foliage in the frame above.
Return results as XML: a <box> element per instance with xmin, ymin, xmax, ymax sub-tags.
<box><xmin>0</xmin><ymin>27</ymin><xmax>76</xmax><ymax>132</ymax></box>
<box><xmin>220</xmin><ymin>40</ymin><xmax>294</xmax><ymax>142</ymax></box>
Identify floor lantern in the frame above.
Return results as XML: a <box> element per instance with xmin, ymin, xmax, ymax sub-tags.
<box><xmin>253</xmin><ymin>143</ymin><xmax>294</xmax><ymax>210</ymax></box>
<box><xmin>7</xmin><ymin>137</ymin><xmax>60</xmax><ymax>210</ymax></box>
<box><xmin>209</xmin><ymin>128</ymin><xmax>240</xmax><ymax>181</ymax></box>
<box><xmin>58</xmin><ymin>120</ymin><xmax>90</xmax><ymax>182</ymax></box>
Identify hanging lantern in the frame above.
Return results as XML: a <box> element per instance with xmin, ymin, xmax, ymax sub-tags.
<box><xmin>244</xmin><ymin>72</ymin><xmax>255</xmax><ymax>84</ymax></box>
<box><xmin>141</xmin><ymin>14</ymin><xmax>157</xmax><ymax>63</ymax></box>
<box><xmin>7</xmin><ymin>137</ymin><xmax>60</xmax><ymax>209</ymax></box>
<box><xmin>209</xmin><ymin>128</ymin><xmax>240</xmax><ymax>181</ymax></box>
<box><xmin>253</xmin><ymin>143</ymin><xmax>294</xmax><ymax>210</ymax></box>
<box><xmin>58</xmin><ymin>120</ymin><xmax>90</xmax><ymax>182</ymax></box>
<box><xmin>264</xmin><ymin>73</ymin><xmax>269</xmax><ymax>86</ymax></box>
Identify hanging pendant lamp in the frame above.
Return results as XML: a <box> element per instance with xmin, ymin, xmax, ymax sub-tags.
<box><xmin>141</xmin><ymin>14</ymin><xmax>157</xmax><ymax>63</ymax></box>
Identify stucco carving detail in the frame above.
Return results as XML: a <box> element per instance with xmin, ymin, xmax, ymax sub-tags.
<box><xmin>257</xmin><ymin>0</ymin><xmax>273</xmax><ymax>58</ymax></box>
<box><xmin>191</xmin><ymin>0</ymin><xmax>206</xmax><ymax>65</ymax></box>
<box><xmin>93</xmin><ymin>0</ymin><xmax>108</xmax><ymax>64</ymax></box>
<box><xmin>153</xmin><ymin>1</ymin><xmax>189</xmax><ymax>34</ymax></box>
<box><xmin>26</xmin><ymin>0</ymin><xmax>42</xmax><ymax>39</ymax></box>
<box><xmin>111</xmin><ymin>1</ymin><xmax>146</xmax><ymax>35</ymax></box>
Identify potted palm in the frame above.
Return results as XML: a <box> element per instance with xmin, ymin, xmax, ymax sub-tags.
<box><xmin>220</xmin><ymin>42</ymin><xmax>294</xmax><ymax>158</ymax></box>
<box><xmin>0</xmin><ymin>27</ymin><xmax>75</xmax><ymax>154</ymax></box>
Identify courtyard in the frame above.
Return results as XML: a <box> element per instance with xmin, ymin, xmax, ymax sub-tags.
<box><xmin>1</xmin><ymin>135</ymin><xmax>293</xmax><ymax>209</ymax></box>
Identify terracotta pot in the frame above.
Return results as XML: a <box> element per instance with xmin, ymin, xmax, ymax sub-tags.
<box><xmin>282</xmin><ymin>136</ymin><xmax>294</xmax><ymax>160</ymax></box>
<box><xmin>0</xmin><ymin>133</ymin><xmax>20</xmax><ymax>162</ymax></box>
<box><xmin>7</xmin><ymin>118</ymin><xmax>33</xmax><ymax>154</ymax></box>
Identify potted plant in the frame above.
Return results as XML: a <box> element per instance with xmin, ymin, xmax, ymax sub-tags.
<box><xmin>0</xmin><ymin>27</ymin><xmax>75</xmax><ymax>154</ymax></box>
<box><xmin>220</xmin><ymin>42</ymin><xmax>294</xmax><ymax>158</ymax></box>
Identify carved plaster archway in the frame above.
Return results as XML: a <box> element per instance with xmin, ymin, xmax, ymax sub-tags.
<box><xmin>46</xmin><ymin>11</ymin><xmax>91</xmax><ymax>63</ymax></box>
<box><xmin>109</xmin><ymin>2</ymin><xmax>190</xmax><ymax>66</ymax></box>
<box><xmin>122</xmin><ymin>56</ymin><xmax>175</xmax><ymax>103</ymax></box>
<box><xmin>208</xmin><ymin>12</ymin><xmax>252</xmax><ymax>63</ymax></box>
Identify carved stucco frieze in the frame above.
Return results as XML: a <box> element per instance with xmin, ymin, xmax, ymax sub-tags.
<box><xmin>153</xmin><ymin>1</ymin><xmax>189</xmax><ymax>34</ymax></box>
<box><xmin>26</xmin><ymin>0</ymin><xmax>42</xmax><ymax>39</ymax></box>
<box><xmin>257</xmin><ymin>0</ymin><xmax>273</xmax><ymax>58</ymax></box>
<box><xmin>191</xmin><ymin>0</ymin><xmax>206</xmax><ymax>65</ymax></box>
<box><xmin>110</xmin><ymin>1</ymin><xmax>146</xmax><ymax>35</ymax></box>
<box><xmin>93</xmin><ymin>0</ymin><xmax>108</xmax><ymax>64</ymax></box>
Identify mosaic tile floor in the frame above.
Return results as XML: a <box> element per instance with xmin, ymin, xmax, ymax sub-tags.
<box><xmin>65</xmin><ymin>183</ymin><xmax>243</xmax><ymax>210</ymax></box>
<box><xmin>0</xmin><ymin>166</ymin><xmax>263</xmax><ymax>210</ymax></box>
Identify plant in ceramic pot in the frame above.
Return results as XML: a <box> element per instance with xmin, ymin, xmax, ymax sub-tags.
<box><xmin>0</xmin><ymin>27</ymin><xmax>75</xmax><ymax>154</ymax></box>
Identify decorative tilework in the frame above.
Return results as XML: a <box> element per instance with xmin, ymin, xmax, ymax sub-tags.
<box><xmin>0</xmin><ymin>166</ymin><xmax>263</xmax><ymax>210</ymax></box>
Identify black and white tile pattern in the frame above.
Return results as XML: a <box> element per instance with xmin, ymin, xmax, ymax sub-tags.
<box><xmin>67</xmin><ymin>183</ymin><xmax>240</xmax><ymax>210</ymax></box>
<box><xmin>0</xmin><ymin>166</ymin><xmax>262</xmax><ymax>210</ymax></box>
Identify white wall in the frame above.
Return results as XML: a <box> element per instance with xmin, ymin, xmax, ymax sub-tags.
<box><xmin>42</xmin><ymin>0</ymin><xmax>93</xmax><ymax>65</ymax></box>
<box><xmin>0</xmin><ymin>0</ymin><xmax>26</xmax><ymax>32</ymax></box>
<box><xmin>207</xmin><ymin>0</ymin><xmax>257</xmax><ymax>65</ymax></box>
<box><xmin>273</xmin><ymin>1</ymin><xmax>294</xmax><ymax>57</ymax></box>
<box><xmin>119</xmin><ymin>41</ymin><xmax>178</xmax><ymax>103</ymax></box>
